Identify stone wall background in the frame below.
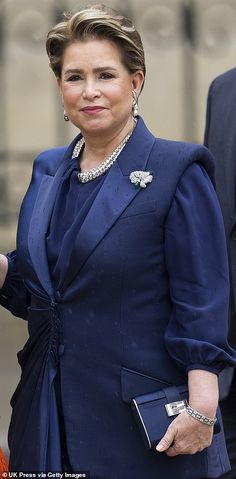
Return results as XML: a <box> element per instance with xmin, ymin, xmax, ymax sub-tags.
<box><xmin>1</xmin><ymin>0</ymin><xmax>236</xmax><ymax>454</ymax></box>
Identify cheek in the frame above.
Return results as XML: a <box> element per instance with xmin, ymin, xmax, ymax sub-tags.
<box><xmin>62</xmin><ymin>87</ymin><xmax>81</xmax><ymax>106</ymax></box>
<box><xmin>108</xmin><ymin>85</ymin><xmax>132</xmax><ymax>106</ymax></box>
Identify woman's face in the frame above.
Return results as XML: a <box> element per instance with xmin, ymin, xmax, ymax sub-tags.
<box><xmin>58</xmin><ymin>38</ymin><xmax>144</xmax><ymax>139</ymax></box>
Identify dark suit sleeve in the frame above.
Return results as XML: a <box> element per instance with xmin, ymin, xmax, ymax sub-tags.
<box><xmin>0</xmin><ymin>250</ymin><xmax>30</xmax><ymax>319</ymax></box>
<box><xmin>164</xmin><ymin>161</ymin><xmax>236</xmax><ymax>374</ymax></box>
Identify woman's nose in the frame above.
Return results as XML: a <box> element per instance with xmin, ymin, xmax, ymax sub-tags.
<box><xmin>82</xmin><ymin>80</ymin><xmax>100</xmax><ymax>100</ymax></box>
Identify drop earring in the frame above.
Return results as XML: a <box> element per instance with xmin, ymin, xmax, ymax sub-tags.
<box><xmin>64</xmin><ymin>110</ymin><xmax>70</xmax><ymax>122</ymax></box>
<box><xmin>132</xmin><ymin>90</ymin><xmax>138</xmax><ymax>118</ymax></box>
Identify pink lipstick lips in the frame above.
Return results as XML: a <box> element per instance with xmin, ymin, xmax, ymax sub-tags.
<box><xmin>81</xmin><ymin>106</ymin><xmax>105</xmax><ymax>114</ymax></box>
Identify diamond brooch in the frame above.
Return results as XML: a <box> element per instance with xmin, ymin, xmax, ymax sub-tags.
<box><xmin>129</xmin><ymin>170</ymin><xmax>153</xmax><ymax>188</ymax></box>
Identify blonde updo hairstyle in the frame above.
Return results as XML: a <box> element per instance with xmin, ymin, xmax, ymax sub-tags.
<box><xmin>46</xmin><ymin>3</ymin><xmax>146</xmax><ymax>88</ymax></box>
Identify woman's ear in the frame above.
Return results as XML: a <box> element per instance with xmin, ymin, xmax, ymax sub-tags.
<box><xmin>131</xmin><ymin>71</ymin><xmax>145</xmax><ymax>97</ymax></box>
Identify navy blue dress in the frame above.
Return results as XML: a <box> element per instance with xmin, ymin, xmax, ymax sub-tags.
<box><xmin>46</xmin><ymin>160</ymin><xmax>107</xmax><ymax>470</ymax></box>
<box><xmin>46</xmin><ymin>161</ymin><xmax>107</xmax><ymax>288</ymax></box>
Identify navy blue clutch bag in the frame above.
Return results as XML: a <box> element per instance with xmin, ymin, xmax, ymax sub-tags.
<box><xmin>131</xmin><ymin>384</ymin><xmax>221</xmax><ymax>450</ymax></box>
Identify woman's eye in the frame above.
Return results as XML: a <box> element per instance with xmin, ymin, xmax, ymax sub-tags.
<box><xmin>100</xmin><ymin>72</ymin><xmax>114</xmax><ymax>80</ymax></box>
<box><xmin>67</xmin><ymin>75</ymin><xmax>82</xmax><ymax>82</ymax></box>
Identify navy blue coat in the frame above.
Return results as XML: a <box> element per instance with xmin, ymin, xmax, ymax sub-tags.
<box><xmin>1</xmin><ymin>118</ymin><xmax>236</xmax><ymax>478</ymax></box>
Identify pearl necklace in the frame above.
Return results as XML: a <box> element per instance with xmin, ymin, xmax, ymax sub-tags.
<box><xmin>72</xmin><ymin>126</ymin><xmax>135</xmax><ymax>183</ymax></box>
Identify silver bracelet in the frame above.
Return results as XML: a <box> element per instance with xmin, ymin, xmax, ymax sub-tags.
<box><xmin>186</xmin><ymin>403</ymin><xmax>217</xmax><ymax>426</ymax></box>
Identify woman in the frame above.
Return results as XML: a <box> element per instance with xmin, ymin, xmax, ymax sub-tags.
<box><xmin>0</xmin><ymin>4</ymin><xmax>236</xmax><ymax>478</ymax></box>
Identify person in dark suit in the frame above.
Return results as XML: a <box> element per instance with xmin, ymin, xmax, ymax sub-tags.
<box><xmin>204</xmin><ymin>68</ymin><xmax>236</xmax><ymax>479</ymax></box>
<box><xmin>0</xmin><ymin>5</ymin><xmax>236</xmax><ymax>478</ymax></box>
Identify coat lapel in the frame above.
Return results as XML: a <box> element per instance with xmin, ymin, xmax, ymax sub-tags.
<box><xmin>28</xmin><ymin>174</ymin><xmax>55</xmax><ymax>297</ymax></box>
<box><xmin>27</xmin><ymin>137</ymin><xmax>81</xmax><ymax>297</ymax></box>
<box><xmin>60</xmin><ymin>118</ymin><xmax>155</xmax><ymax>292</ymax></box>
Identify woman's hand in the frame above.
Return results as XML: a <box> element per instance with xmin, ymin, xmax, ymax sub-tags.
<box><xmin>156</xmin><ymin>369</ymin><xmax>218</xmax><ymax>456</ymax></box>
<box><xmin>156</xmin><ymin>409</ymin><xmax>214</xmax><ymax>456</ymax></box>
<box><xmin>0</xmin><ymin>254</ymin><xmax>8</xmax><ymax>288</ymax></box>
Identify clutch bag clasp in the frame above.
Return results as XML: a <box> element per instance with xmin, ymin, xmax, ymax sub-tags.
<box><xmin>165</xmin><ymin>399</ymin><xmax>187</xmax><ymax>417</ymax></box>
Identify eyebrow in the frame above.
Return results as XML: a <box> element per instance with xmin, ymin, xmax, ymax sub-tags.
<box><xmin>64</xmin><ymin>67</ymin><xmax>118</xmax><ymax>75</ymax></box>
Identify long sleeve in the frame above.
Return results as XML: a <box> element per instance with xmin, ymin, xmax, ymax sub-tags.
<box><xmin>164</xmin><ymin>162</ymin><xmax>236</xmax><ymax>374</ymax></box>
<box><xmin>0</xmin><ymin>250</ymin><xmax>30</xmax><ymax>319</ymax></box>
